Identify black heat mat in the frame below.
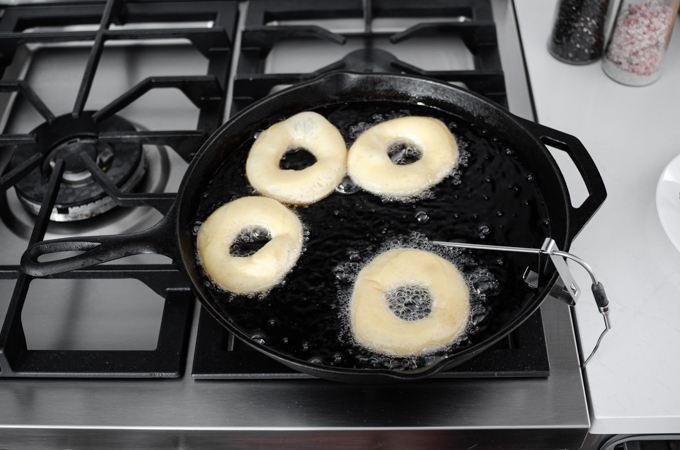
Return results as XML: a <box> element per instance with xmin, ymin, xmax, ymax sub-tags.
<box><xmin>0</xmin><ymin>0</ymin><xmax>237</xmax><ymax>378</ymax></box>
<box><xmin>192</xmin><ymin>307</ymin><xmax>549</xmax><ymax>379</ymax></box>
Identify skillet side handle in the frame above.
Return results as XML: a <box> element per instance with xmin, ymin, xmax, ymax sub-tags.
<box><xmin>516</xmin><ymin>117</ymin><xmax>607</xmax><ymax>241</ymax></box>
<box><xmin>21</xmin><ymin>213</ymin><xmax>177</xmax><ymax>278</ymax></box>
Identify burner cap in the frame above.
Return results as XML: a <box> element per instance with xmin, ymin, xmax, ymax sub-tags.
<box><xmin>8</xmin><ymin>112</ymin><xmax>146</xmax><ymax>222</ymax></box>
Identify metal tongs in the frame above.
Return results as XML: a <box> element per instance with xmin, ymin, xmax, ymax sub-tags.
<box><xmin>433</xmin><ymin>238</ymin><xmax>611</xmax><ymax>367</ymax></box>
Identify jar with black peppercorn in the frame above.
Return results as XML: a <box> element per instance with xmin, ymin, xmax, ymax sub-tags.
<box><xmin>602</xmin><ymin>0</ymin><xmax>680</xmax><ymax>86</ymax></box>
<box><xmin>548</xmin><ymin>0</ymin><xmax>612</xmax><ymax>64</ymax></box>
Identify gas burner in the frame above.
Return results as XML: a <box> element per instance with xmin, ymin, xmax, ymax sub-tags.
<box><xmin>8</xmin><ymin>112</ymin><xmax>146</xmax><ymax>222</ymax></box>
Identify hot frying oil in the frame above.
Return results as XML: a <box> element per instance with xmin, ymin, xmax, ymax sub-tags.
<box><xmin>194</xmin><ymin>101</ymin><xmax>550</xmax><ymax>371</ymax></box>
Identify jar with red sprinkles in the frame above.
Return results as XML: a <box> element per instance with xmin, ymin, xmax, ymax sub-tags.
<box><xmin>602</xmin><ymin>0</ymin><xmax>680</xmax><ymax>85</ymax></box>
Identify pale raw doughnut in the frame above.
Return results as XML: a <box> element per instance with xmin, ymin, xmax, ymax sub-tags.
<box><xmin>196</xmin><ymin>196</ymin><xmax>303</xmax><ymax>295</ymax></box>
<box><xmin>347</xmin><ymin>116</ymin><xmax>458</xmax><ymax>199</ymax></box>
<box><xmin>350</xmin><ymin>249</ymin><xmax>469</xmax><ymax>356</ymax></box>
<box><xmin>246</xmin><ymin>111</ymin><xmax>347</xmax><ymax>205</ymax></box>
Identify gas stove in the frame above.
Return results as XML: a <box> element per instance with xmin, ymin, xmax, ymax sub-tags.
<box><xmin>0</xmin><ymin>1</ymin><xmax>590</xmax><ymax>448</ymax></box>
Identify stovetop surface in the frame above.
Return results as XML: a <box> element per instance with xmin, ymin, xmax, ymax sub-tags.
<box><xmin>0</xmin><ymin>1</ymin><xmax>589</xmax><ymax>448</ymax></box>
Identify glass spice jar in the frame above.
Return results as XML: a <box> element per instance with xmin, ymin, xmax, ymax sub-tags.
<box><xmin>548</xmin><ymin>0</ymin><xmax>612</xmax><ymax>64</ymax></box>
<box><xmin>602</xmin><ymin>0</ymin><xmax>680</xmax><ymax>86</ymax></box>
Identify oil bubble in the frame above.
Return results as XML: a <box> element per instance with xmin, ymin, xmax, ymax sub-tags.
<box><xmin>469</xmin><ymin>268</ymin><xmax>500</xmax><ymax>296</ymax></box>
<box><xmin>250</xmin><ymin>331</ymin><xmax>268</xmax><ymax>345</ymax></box>
<box><xmin>415</xmin><ymin>210</ymin><xmax>430</xmax><ymax>224</ymax></box>
<box><xmin>192</xmin><ymin>221</ymin><xmax>202</xmax><ymax>235</ymax></box>
<box><xmin>339</xmin><ymin>268</ymin><xmax>357</xmax><ymax>285</ymax></box>
<box><xmin>336</xmin><ymin>177</ymin><xmax>361</xmax><ymax>195</ymax></box>
<box><xmin>471</xmin><ymin>310</ymin><xmax>488</xmax><ymax>326</ymax></box>
<box><xmin>388</xmin><ymin>141</ymin><xmax>422</xmax><ymax>165</ymax></box>
<box><xmin>349</xmin><ymin>121</ymin><xmax>372</xmax><ymax>140</ymax></box>
<box><xmin>457</xmin><ymin>147</ymin><xmax>470</xmax><ymax>167</ymax></box>
<box><xmin>385</xmin><ymin>359</ymin><xmax>402</xmax><ymax>370</ymax></box>
<box><xmin>384</xmin><ymin>284</ymin><xmax>433</xmax><ymax>322</ymax></box>
<box><xmin>348</xmin><ymin>250</ymin><xmax>361</xmax><ymax>262</ymax></box>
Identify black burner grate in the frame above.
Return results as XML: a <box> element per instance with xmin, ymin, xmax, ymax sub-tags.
<box><xmin>0</xmin><ymin>0</ymin><xmax>238</xmax><ymax>378</ymax></box>
<box><xmin>231</xmin><ymin>0</ymin><xmax>506</xmax><ymax>115</ymax></box>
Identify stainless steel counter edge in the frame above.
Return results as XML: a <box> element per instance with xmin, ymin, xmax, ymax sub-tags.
<box><xmin>0</xmin><ymin>300</ymin><xmax>589</xmax><ymax>449</ymax></box>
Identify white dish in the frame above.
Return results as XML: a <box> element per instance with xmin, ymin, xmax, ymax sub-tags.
<box><xmin>656</xmin><ymin>154</ymin><xmax>680</xmax><ymax>252</ymax></box>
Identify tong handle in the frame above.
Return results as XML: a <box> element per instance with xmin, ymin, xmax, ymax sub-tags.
<box><xmin>435</xmin><ymin>239</ymin><xmax>611</xmax><ymax>366</ymax></box>
<box><xmin>592</xmin><ymin>282</ymin><xmax>609</xmax><ymax>308</ymax></box>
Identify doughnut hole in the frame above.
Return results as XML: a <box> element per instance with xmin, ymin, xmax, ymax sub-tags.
<box><xmin>229</xmin><ymin>227</ymin><xmax>272</xmax><ymax>257</ymax></box>
<box><xmin>279</xmin><ymin>147</ymin><xmax>318</xmax><ymax>171</ymax></box>
<box><xmin>384</xmin><ymin>284</ymin><xmax>433</xmax><ymax>321</ymax></box>
<box><xmin>387</xmin><ymin>140</ymin><xmax>423</xmax><ymax>166</ymax></box>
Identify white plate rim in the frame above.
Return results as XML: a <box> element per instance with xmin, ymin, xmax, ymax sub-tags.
<box><xmin>656</xmin><ymin>153</ymin><xmax>680</xmax><ymax>252</ymax></box>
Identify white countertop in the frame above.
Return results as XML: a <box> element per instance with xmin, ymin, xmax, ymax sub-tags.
<box><xmin>515</xmin><ymin>0</ymin><xmax>680</xmax><ymax>435</ymax></box>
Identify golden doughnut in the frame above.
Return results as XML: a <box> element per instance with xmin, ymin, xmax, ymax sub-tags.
<box><xmin>347</xmin><ymin>116</ymin><xmax>458</xmax><ymax>199</ymax></box>
<box><xmin>350</xmin><ymin>249</ymin><xmax>469</xmax><ymax>356</ymax></box>
<box><xmin>246</xmin><ymin>111</ymin><xmax>347</xmax><ymax>205</ymax></box>
<box><xmin>196</xmin><ymin>196</ymin><xmax>303</xmax><ymax>295</ymax></box>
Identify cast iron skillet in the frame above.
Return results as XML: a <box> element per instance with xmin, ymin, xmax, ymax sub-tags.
<box><xmin>22</xmin><ymin>72</ymin><xmax>606</xmax><ymax>383</ymax></box>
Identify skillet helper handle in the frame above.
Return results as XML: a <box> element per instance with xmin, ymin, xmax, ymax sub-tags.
<box><xmin>516</xmin><ymin>117</ymin><xmax>607</xmax><ymax>241</ymax></box>
<box><xmin>21</xmin><ymin>214</ymin><xmax>177</xmax><ymax>278</ymax></box>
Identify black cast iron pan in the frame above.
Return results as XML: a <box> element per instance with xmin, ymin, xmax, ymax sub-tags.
<box><xmin>21</xmin><ymin>72</ymin><xmax>606</xmax><ymax>383</ymax></box>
